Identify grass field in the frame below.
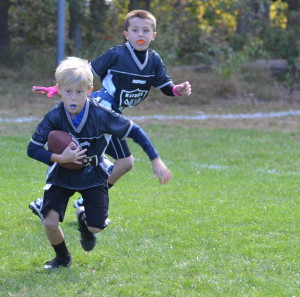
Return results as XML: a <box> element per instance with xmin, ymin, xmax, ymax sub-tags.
<box><xmin>0</xmin><ymin>119</ymin><xmax>299</xmax><ymax>296</ymax></box>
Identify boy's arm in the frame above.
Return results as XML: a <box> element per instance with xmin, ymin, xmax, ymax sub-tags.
<box><xmin>127</xmin><ymin>124</ymin><xmax>172</xmax><ymax>184</ymax></box>
<box><xmin>27</xmin><ymin>141</ymin><xmax>86</xmax><ymax>165</ymax></box>
<box><xmin>160</xmin><ymin>82</ymin><xmax>192</xmax><ymax>97</ymax></box>
<box><xmin>27</xmin><ymin>141</ymin><xmax>53</xmax><ymax>165</ymax></box>
<box><xmin>151</xmin><ymin>157</ymin><xmax>172</xmax><ymax>185</ymax></box>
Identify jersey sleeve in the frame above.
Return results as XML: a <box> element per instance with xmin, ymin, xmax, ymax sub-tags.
<box><xmin>127</xmin><ymin>124</ymin><xmax>159</xmax><ymax>161</ymax></box>
<box><xmin>101</xmin><ymin>108</ymin><xmax>159</xmax><ymax>161</ymax></box>
<box><xmin>161</xmin><ymin>83</ymin><xmax>175</xmax><ymax>96</ymax></box>
<box><xmin>31</xmin><ymin>117</ymin><xmax>53</xmax><ymax>144</ymax></box>
<box><xmin>152</xmin><ymin>51</ymin><xmax>173</xmax><ymax>89</ymax></box>
<box><xmin>90</xmin><ymin>49</ymin><xmax>114</xmax><ymax>79</ymax></box>
<box><xmin>27</xmin><ymin>106</ymin><xmax>62</xmax><ymax>165</ymax></box>
<box><xmin>101</xmin><ymin>108</ymin><xmax>133</xmax><ymax>138</ymax></box>
<box><xmin>27</xmin><ymin>141</ymin><xmax>53</xmax><ymax>165</ymax></box>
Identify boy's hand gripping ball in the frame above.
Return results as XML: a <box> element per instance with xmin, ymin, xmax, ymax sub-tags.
<box><xmin>47</xmin><ymin>130</ymin><xmax>84</xmax><ymax>170</ymax></box>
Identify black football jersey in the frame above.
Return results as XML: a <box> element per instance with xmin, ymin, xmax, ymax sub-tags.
<box><xmin>90</xmin><ymin>42</ymin><xmax>172</xmax><ymax>110</ymax></box>
<box><xmin>30</xmin><ymin>99</ymin><xmax>133</xmax><ymax>190</ymax></box>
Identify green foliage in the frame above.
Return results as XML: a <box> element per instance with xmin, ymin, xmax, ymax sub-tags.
<box><xmin>262</xmin><ymin>26</ymin><xmax>299</xmax><ymax>60</ymax></box>
<box><xmin>9</xmin><ymin>0</ymin><xmax>57</xmax><ymax>47</ymax></box>
<box><xmin>0</xmin><ymin>46</ymin><xmax>56</xmax><ymax>78</ymax></box>
<box><xmin>81</xmin><ymin>32</ymin><xmax>124</xmax><ymax>62</ymax></box>
<box><xmin>217</xmin><ymin>38</ymin><xmax>270</xmax><ymax>77</ymax></box>
<box><xmin>1</xmin><ymin>0</ymin><xmax>300</xmax><ymax>81</ymax></box>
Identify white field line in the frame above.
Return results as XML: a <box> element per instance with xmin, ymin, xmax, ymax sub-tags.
<box><xmin>196</xmin><ymin>163</ymin><xmax>297</xmax><ymax>176</ymax></box>
<box><xmin>134</xmin><ymin>158</ymin><xmax>297</xmax><ymax>176</ymax></box>
<box><xmin>0</xmin><ymin>116</ymin><xmax>39</xmax><ymax>123</ymax></box>
<box><xmin>2</xmin><ymin>109</ymin><xmax>300</xmax><ymax>123</ymax></box>
<box><xmin>128</xmin><ymin>110</ymin><xmax>300</xmax><ymax>121</ymax></box>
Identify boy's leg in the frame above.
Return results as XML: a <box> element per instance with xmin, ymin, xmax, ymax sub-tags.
<box><xmin>41</xmin><ymin>185</ymin><xmax>73</xmax><ymax>269</ymax></box>
<box><xmin>76</xmin><ymin>206</ymin><xmax>97</xmax><ymax>251</ymax></box>
<box><xmin>108</xmin><ymin>155</ymin><xmax>133</xmax><ymax>185</ymax></box>
<box><xmin>43</xmin><ymin>209</ymin><xmax>64</xmax><ymax>244</ymax></box>
<box><xmin>106</xmin><ymin>136</ymin><xmax>133</xmax><ymax>185</ymax></box>
<box><xmin>76</xmin><ymin>185</ymin><xmax>109</xmax><ymax>252</ymax></box>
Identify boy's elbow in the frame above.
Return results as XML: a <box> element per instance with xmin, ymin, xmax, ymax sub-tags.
<box><xmin>27</xmin><ymin>144</ymin><xmax>33</xmax><ymax>158</ymax></box>
<box><xmin>27</xmin><ymin>142</ymin><xmax>36</xmax><ymax>158</ymax></box>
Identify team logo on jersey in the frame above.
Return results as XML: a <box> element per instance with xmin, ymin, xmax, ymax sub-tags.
<box><xmin>120</xmin><ymin>89</ymin><xmax>148</xmax><ymax>107</ymax></box>
<box><xmin>80</xmin><ymin>141</ymin><xmax>91</xmax><ymax>149</ymax></box>
<box><xmin>132</xmin><ymin>79</ymin><xmax>146</xmax><ymax>84</ymax></box>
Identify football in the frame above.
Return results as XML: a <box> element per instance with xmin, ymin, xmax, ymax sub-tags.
<box><xmin>47</xmin><ymin>130</ymin><xmax>84</xmax><ymax>170</ymax></box>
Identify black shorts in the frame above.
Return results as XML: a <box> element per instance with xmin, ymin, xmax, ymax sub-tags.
<box><xmin>105</xmin><ymin>136</ymin><xmax>131</xmax><ymax>160</ymax></box>
<box><xmin>41</xmin><ymin>184</ymin><xmax>109</xmax><ymax>229</ymax></box>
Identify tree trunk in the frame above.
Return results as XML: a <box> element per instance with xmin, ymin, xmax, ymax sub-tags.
<box><xmin>286</xmin><ymin>0</ymin><xmax>300</xmax><ymax>27</ymax></box>
<box><xmin>128</xmin><ymin>0</ymin><xmax>151</xmax><ymax>11</ymax></box>
<box><xmin>0</xmin><ymin>0</ymin><xmax>10</xmax><ymax>50</ymax></box>
<box><xmin>69</xmin><ymin>0</ymin><xmax>83</xmax><ymax>56</ymax></box>
<box><xmin>90</xmin><ymin>0</ymin><xmax>107</xmax><ymax>33</ymax></box>
<box><xmin>236</xmin><ymin>0</ymin><xmax>269</xmax><ymax>35</ymax></box>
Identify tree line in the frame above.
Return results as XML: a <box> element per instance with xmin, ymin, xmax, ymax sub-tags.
<box><xmin>0</xmin><ymin>0</ymin><xmax>299</xmax><ymax>70</ymax></box>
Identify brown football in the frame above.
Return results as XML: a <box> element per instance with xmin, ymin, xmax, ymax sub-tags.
<box><xmin>47</xmin><ymin>130</ymin><xmax>84</xmax><ymax>170</ymax></box>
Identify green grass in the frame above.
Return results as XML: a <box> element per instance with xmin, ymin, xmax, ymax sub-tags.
<box><xmin>0</xmin><ymin>125</ymin><xmax>299</xmax><ymax>297</ymax></box>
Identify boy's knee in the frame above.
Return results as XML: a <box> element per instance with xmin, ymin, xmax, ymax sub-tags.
<box><xmin>43</xmin><ymin>218</ymin><xmax>59</xmax><ymax>231</ymax></box>
<box><xmin>125</xmin><ymin>156</ymin><xmax>134</xmax><ymax>171</ymax></box>
<box><xmin>87</xmin><ymin>226</ymin><xmax>103</xmax><ymax>234</ymax></box>
<box><xmin>43</xmin><ymin>210</ymin><xmax>60</xmax><ymax>230</ymax></box>
<box><xmin>119</xmin><ymin>156</ymin><xmax>134</xmax><ymax>171</ymax></box>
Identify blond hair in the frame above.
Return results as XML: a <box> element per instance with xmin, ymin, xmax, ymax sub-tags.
<box><xmin>55</xmin><ymin>57</ymin><xmax>93</xmax><ymax>89</ymax></box>
<box><xmin>124</xmin><ymin>10</ymin><xmax>156</xmax><ymax>31</ymax></box>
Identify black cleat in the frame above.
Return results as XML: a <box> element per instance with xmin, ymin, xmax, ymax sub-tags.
<box><xmin>43</xmin><ymin>254</ymin><xmax>72</xmax><ymax>269</ymax></box>
<box><xmin>76</xmin><ymin>207</ymin><xmax>96</xmax><ymax>252</ymax></box>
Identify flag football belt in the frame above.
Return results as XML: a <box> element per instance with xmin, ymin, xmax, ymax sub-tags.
<box><xmin>82</xmin><ymin>155</ymin><xmax>113</xmax><ymax>176</ymax></box>
<box><xmin>90</xmin><ymin>88</ymin><xmax>121</xmax><ymax>112</ymax></box>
